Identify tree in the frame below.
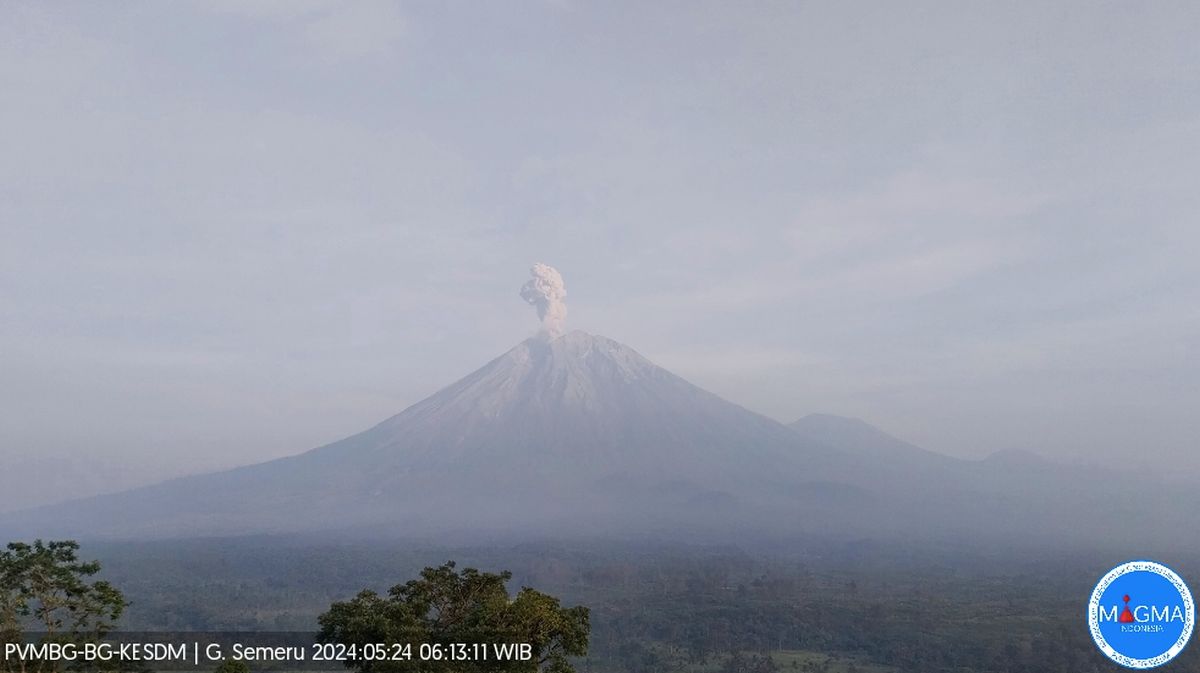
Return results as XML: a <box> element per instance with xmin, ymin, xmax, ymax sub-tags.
<box><xmin>721</xmin><ymin>653</ymin><xmax>778</xmax><ymax>673</ymax></box>
<box><xmin>0</xmin><ymin>540</ymin><xmax>127</xmax><ymax>673</ymax></box>
<box><xmin>213</xmin><ymin>661</ymin><xmax>250</xmax><ymax>673</ymax></box>
<box><xmin>318</xmin><ymin>561</ymin><xmax>589</xmax><ymax>673</ymax></box>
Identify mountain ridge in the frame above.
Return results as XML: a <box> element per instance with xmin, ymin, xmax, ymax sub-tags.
<box><xmin>4</xmin><ymin>331</ymin><xmax>1198</xmax><ymax>552</ymax></box>
<box><xmin>2</xmin><ymin>332</ymin><xmax>839</xmax><ymax>538</ymax></box>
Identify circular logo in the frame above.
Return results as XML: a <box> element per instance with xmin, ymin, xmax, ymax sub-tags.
<box><xmin>1088</xmin><ymin>560</ymin><xmax>1194</xmax><ymax>668</ymax></box>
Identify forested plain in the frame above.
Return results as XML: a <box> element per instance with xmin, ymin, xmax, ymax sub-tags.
<box><xmin>59</xmin><ymin>535</ymin><xmax>1198</xmax><ymax>673</ymax></box>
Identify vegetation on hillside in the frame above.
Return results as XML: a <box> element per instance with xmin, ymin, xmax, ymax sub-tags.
<box><xmin>84</xmin><ymin>537</ymin><xmax>1197</xmax><ymax>673</ymax></box>
<box><xmin>0</xmin><ymin>540</ymin><xmax>127</xmax><ymax>673</ymax></box>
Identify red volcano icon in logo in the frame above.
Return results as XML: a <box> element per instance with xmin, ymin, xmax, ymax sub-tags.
<box><xmin>1120</xmin><ymin>595</ymin><xmax>1136</xmax><ymax>623</ymax></box>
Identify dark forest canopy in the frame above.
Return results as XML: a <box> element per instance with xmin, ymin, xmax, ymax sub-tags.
<box><xmin>59</xmin><ymin>536</ymin><xmax>1200</xmax><ymax>673</ymax></box>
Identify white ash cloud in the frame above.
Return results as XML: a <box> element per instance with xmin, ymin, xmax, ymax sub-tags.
<box><xmin>520</xmin><ymin>263</ymin><xmax>567</xmax><ymax>338</ymax></box>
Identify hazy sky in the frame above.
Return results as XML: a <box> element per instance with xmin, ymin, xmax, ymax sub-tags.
<box><xmin>2</xmin><ymin>1</ymin><xmax>1198</xmax><ymax>511</ymax></box>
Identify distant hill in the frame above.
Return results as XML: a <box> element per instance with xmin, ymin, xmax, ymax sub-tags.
<box><xmin>3</xmin><ymin>332</ymin><xmax>854</xmax><ymax>538</ymax></box>
<box><xmin>788</xmin><ymin>413</ymin><xmax>953</xmax><ymax>465</ymax></box>
<box><xmin>0</xmin><ymin>453</ymin><xmax>191</xmax><ymax>514</ymax></box>
<box><xmin>3</xmin><ymin>332</ymin><xmax>1196</xmax><ymax>553</ymax></box>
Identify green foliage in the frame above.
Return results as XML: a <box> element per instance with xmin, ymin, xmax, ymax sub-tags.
<box><xmin>318</xmin><ymin>561</ymin><xmax>589</xmax><ymax>672</ymax></box>
<box><xmin>213</xmin><ymin>660</ymin><xmax>251</xmax><ymax>673</ymax></box>
<box><xmin>84</xmin><ymin>539</ymin><xmax>1190</xmax><ymax>672</ymax></box>
<box><xmin>0</xmin><ymin>540</ymin><xmax>128</xmax><ymax>673</ymax></box>
<box><xmin>722</xmin><ymin>652</ymin><xmax>778</xmax><ymax>673</ymax></box>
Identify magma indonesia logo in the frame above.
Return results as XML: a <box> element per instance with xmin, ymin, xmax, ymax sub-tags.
<box><xmin>1088</xmin><ymin>560</ymin><xmax>1195</xmax><ymax>668</ymax></box>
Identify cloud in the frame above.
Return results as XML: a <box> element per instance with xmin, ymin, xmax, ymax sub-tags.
<box><xmin>654</xmin><ymin>346</ymin><xmax>820</xmax><ymax>377</ymax></box>
<box><xmin>302</xmin><ymin>2</ymin><xmax>407</xmax><ymax>61</ymax></box>
<box><xmin>2</xmin><ymin>0</ymin><xmax>1199</xmax><ymax>491</ymax></box>
<box><xmin>785</xmin><ymin>170</ymin><xmax>1049</xmax><ymax>262</ymax></box>
<box><xmin>199</xmin><ymin>0</ymin><xmax>407</xmax><ymax>61</ymax></box>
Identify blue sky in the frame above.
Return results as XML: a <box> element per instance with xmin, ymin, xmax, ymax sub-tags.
<box><xmin>1</xmin><ymin>1</ymin><xmax>1198</xmax><ymax>509</ymax></box>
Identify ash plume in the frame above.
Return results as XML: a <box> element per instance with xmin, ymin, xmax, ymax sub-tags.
<box><xmin>520</xmin><ymin>263</ymin><xmax>567</xmax><ymax>338</ymax></box>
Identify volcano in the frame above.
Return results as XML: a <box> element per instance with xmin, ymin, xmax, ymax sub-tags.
<box><xmin>3</xmin><ymin>332</ymin><xmax>849</xmax><ymax>539</ymax></box>
<box><xmin>6</xmin><ymin>331</ymin><xmax>1198</xmax><ymax>549</ymax></box>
